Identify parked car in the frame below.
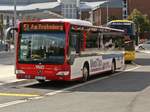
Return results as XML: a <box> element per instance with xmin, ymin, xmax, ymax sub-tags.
<box><xmin>138</xmin><ymin>41</ymin><xmax>150</xmax><ymax>50</ymax></box>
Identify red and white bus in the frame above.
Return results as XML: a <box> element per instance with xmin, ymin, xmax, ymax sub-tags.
<box><xmin>12</xmin><ymin>19</ymin><xmax>124</xmax><ymax>82</ymax></box>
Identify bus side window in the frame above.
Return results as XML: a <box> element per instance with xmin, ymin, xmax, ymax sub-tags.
<box><xmin>86</xmin><ymin>31</ymin><xmax>98</xmax><ymax>48</ymax></box>
<box><xmin>103</xmin><ymin>34</ymin><xmax>114</xmax><ymax>50</ymax></box>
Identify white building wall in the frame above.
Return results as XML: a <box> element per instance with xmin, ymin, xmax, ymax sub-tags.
<box><xmin>61</xmin><ymin>0</ymin><xmax>80</xmax><ymax>19</ymax></box>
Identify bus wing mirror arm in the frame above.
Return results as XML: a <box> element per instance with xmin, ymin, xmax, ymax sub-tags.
<box><xmin>5</xmin><ymin>27</ymin><xmax>18</xmax><ymax>40</ymax></box>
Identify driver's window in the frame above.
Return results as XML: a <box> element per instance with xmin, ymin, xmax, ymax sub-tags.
<box><xmin>70</xmin><ymin>31</ymin><xmax>83</xmax><ymax>53</ymax></box>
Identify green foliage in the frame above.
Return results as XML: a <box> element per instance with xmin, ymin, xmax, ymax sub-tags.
<box><xmin>128</xmin><ymin>9</ymin><xmax>150</xmax><ymax>33</ymax></box>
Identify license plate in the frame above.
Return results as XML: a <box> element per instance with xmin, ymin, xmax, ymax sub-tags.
<box><xmin>35</xmin><ymin>76</ymin><xmax>46</xmax><ymax>80</ymax></box>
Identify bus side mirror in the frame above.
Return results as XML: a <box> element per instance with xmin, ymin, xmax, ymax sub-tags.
<box><xmin>5</xmin><ymin>27</ymin><xmax>18</xmax><ymax>40</ymax></box>
<box><xmin>67</xmin><ymin>54</ymin><xmax>75</xmax><ymax>65</ymax></box>
<box><xmin>67</xmin><ymin>48</ymin><xmax>76</xmax><ymax>65</ymax></box>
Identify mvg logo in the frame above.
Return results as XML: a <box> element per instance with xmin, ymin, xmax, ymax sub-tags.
<box><xmin>35</xmin><ymin>65</ymin><xmax>45</xmax><ymax>69</ymax></box>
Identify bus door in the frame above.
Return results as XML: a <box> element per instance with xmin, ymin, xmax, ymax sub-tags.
<box><xmin>68</xmin><ymin>30</ymin><xmax>83</xmax><ymax>65</ymax></box>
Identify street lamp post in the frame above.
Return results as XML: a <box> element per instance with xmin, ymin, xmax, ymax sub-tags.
<box><xmin>14</xmin><ymin>0</ymin><xmax>17</xmax><ymax>73</ymax></box>
<box><xmin>14</xmin><ymin>0</ymin><xmax>17</xmax><ymax>27</ymax></box>
<box><xmin>106</xmin><ymin>0</ymin><xmax>109</xmax><ymax>23</ymax></box>
<box><xmin>76</xmin><ymin>0</ymin><xmax>80</xmax><ymax>19</ymax></box>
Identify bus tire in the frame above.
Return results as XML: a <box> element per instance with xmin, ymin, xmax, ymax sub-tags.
<box><xmin>111</xmin><ymin>60</ymin><xmax>116</xmax><ymax>74</ymax></box>
<box><xmin>81</xmin><ymin>65</ymin><xmax>89</xmax><ymax>82</ymax></box>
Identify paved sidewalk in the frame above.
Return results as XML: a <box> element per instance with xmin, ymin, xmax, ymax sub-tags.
<box><xmin>0</xmin><ymin>50</ymin><xmax>23</xmax><ymax>85</ymax></box>
<box><xmin>0</xmin><ymin>65</ymin><xmax>16</xmax><ymax>85</ymax></box>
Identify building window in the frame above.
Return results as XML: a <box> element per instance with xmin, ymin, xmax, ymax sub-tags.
<box><xmin>86</xmin><ymin>32</ymin><xmax>98</xmax><ymax>48</ymax></box>
<box><xmin>124</xmin><ymin>10</ymin><xmax>127</xmax><ymax>15</ymax></box>
<box><xmin>123</xmin><ymin>0</ymin><xmax>127</xmax><ymax>4</ymax></box>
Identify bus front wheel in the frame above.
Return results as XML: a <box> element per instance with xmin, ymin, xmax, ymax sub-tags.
<box><xmin>81</xmin><ymin>65</ymin><xmax>89</xmax><ymax>82</ymax></box>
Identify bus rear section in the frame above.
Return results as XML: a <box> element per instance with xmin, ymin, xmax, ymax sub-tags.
<box><xmin>107</xmin><ymin>20</ymin><xmax>136</xmax><ymax>63</ymax></box>
<box><xmin>124</xmin><ymin>40</ymin><xmax>135</xmax><ymax>62</ymax></box>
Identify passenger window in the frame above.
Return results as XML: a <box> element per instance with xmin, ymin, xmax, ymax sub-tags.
<box><xmin>86</xmin><ymin>32</ymin><xmax>98</xmax><ymax>48</ymax></box>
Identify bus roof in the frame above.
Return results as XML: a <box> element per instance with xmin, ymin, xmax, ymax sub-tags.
<box><xmin>40</xmin><ymin>19</ymin><xmax>93</xmax><ymax>27</ymax></box>
<box><xmin>99</xmin><ymin>26</ymin><xmax>124</xmax><ymax>33</ymax></box>
<box><xmin>108</xmin><ymin>20</ymin><xmax>134</xmax><ymax>23</ymax></box>
<box><xmin>92</xmin><ymin>25</ymin><xmax>125</xmax><ymax>33</ymax></box>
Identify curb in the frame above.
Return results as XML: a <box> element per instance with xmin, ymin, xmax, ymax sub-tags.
<box><xmin>136</xmin><ymin>50</ymin><xmax>150</xmax><ymax>54</ymax></box>
<box><xmin>0</xmin><ymin>79</ymin><xmax>35</xmax><ymax>87</ymax></box>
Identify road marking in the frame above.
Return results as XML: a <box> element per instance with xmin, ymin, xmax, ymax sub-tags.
<box><xmin>46</xmin><ymin>76</ymin><xmax>110</xmax><ymax>96</ymax></box>
<box><xmin>0</xmin><ymin>93</ymin><xmax>39</xmax><ymax>97</ymax></box>
<box><xmin>0</xmin><ymin>65</ymin><xmax>142</xmax><ymax>108</ymax></box>
<box><xmin>124</xmin><ymin>66</ymin><xmax>141</xmax><ymax>71</ymax></box>
<box><xmin>0</xmin><ymin>79</ymin><xmax>26</xmax><ymax>86</ymax></box>
<box><xmin>0</xmin><ymin>100</ymin><xmax>27</xmax><ymax>108</ymax></box>
<box><xmin>111</xmin><ymin>66</ymin><xmax>141</xmax><ymax>77</ymax></box>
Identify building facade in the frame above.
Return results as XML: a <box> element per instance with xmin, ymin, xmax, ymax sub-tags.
<box><xmin>93</xmin><ymin>0</ymin><xmax>123</xmax><ymax>25</ymax></box>
<box><xmin>127</xmin><ymin>0</ymin><xmax>150</xmax><ymax>18</ymax></box>
<box><xmin>122</xmin><ymin>0</ymin><xmax>150</xmax><ymax>19</ymax></box>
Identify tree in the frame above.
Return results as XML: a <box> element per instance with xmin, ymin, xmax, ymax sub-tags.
<box><xmin>128</xmin><ymin>9</ymin><xmax>150</xmax><ymax>34</ymax></box>
<box><xmin>128</xmin><ymin>9</ymin><xmax>150</xmax><ymax>44</ymax></box>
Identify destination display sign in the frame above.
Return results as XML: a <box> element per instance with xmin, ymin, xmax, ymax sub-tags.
<box><xmin>21</xmin><ymin>23</ymin><xmax>64</xmax><ymax>32</ymax></box>
<box><xmin>111</xmin><ymin>22</ymin><xmax>132</xmax><ymax>26</ymax></box>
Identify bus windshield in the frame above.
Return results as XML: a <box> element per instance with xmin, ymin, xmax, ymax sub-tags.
<box><xmin>18</xmin><ymin>32</ymin><xmax>65</xmax><ymax>64</ymax></box>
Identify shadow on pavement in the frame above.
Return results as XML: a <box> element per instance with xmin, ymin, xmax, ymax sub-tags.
<box><xmin>25</xmin><ymin>70</ymin><xmax>150</xmax><ymax>93</ymax></box>
<box><xmin>72</xmin><ymin>71</ymin><xmax>150</xmax><ymax>92</ymax></box>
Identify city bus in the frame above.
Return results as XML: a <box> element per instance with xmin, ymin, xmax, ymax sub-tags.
<box><xmin>11</xmin><ymin>19</ymin><xmax>125</xmax><ymax>82</ymax></box>
<box><xmin>107</xmin><ymin>20</ymin><xmax>136</xmax><ymax>63</ymax></box>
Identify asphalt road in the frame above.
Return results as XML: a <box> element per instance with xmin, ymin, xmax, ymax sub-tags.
<box><xmin>0</xmin><ymin>52</ymin><xmax>149</xmax><ymax>112</ymax></box>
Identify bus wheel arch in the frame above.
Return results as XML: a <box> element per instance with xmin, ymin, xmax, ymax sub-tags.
<box><xmin>81</xmin><ymin>61</ymin><xmax>89</xmax><ymax>82</ymax></box>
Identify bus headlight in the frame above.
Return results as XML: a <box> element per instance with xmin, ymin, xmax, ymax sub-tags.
<box><xmin>16</xmin><ymin>70</ymin><xmax>25</xmax><ymax>74</ymax></box>
<box><xmin>56</xmin><ymin>71</ymin><xmax>69</xmax><ymax>76</ymax></box>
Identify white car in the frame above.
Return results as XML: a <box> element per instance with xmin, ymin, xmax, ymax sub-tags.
<box><xmin>138</xmin><ymin>41</ymin><xmax>150</xmax><ymax>50</ymax></box>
